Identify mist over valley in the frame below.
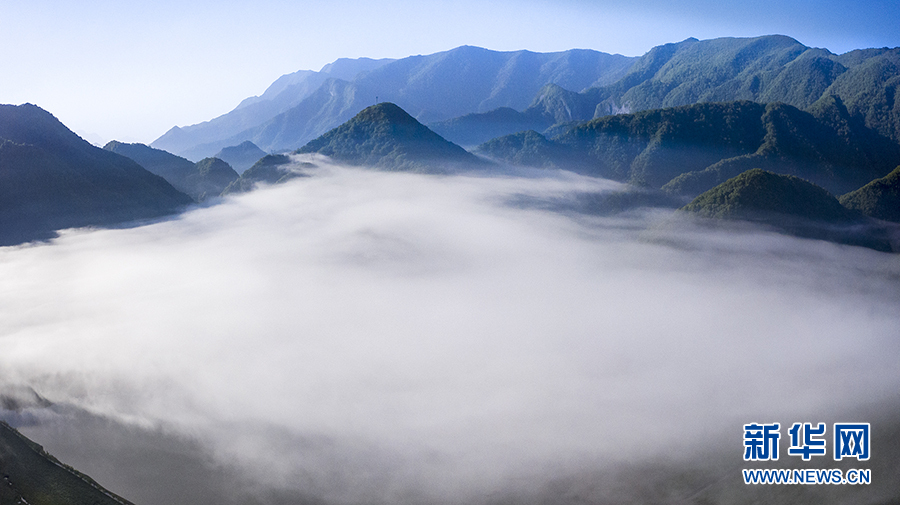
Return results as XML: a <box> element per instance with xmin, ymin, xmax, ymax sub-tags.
<box><xmin>2</xmin><ymin>31</ymin><xmax>900</xmax><ymax>505</ymax></box>
<box><xmin>2</xmin><ymin>164</ymin><xmax>900</xmax><ymax>504</ymax></box>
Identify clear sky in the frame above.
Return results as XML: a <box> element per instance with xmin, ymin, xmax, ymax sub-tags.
<box><xmin>2</xmin><ymin>0</ymin><xmax>899</xmax><ymax>144</ymax></box>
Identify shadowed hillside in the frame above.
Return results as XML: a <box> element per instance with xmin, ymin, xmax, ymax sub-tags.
<box><xmin>0</xmin><ymin>104</ymin><xmax>192</xmax><ymax>246</ymax></box>
<box><xmin>840</xmin><ymin>165</ymin><xmax>900</xmax><ymax>222</ymax></box>
<box><xmin>104</xmin><ymin>141</ymin><xmax>239</xmax><ymax>201</ymax></box>
<box><xmin>0</xmin><ymin>421</ymin><xmax>134</xmax><ymax>505</ymax></box>
<box><xmin>681</xmin><ymin>168</ymin><xmax>896</xmax><ymax>251</ymax></box>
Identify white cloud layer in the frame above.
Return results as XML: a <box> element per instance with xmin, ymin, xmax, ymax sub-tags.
<box><xmin>1</xmin><ymin>166</ymin><xmax>899</xmax><ymax>503</ymax></box>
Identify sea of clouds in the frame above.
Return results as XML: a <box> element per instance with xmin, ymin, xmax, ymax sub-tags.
<box><xmin>1</xmin><ymin>163</ymin><xmax>898</xmax><ymax>504</ymax></box>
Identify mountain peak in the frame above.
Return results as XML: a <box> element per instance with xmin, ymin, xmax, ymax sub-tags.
<box><xmin>319</xmin><ymin>57</ymin><xmax>396</xmax><ymax>80</ymax></box>
<box><xmin>354</xmin><ymin>102</ymin><xmax>421</xmax><ymax>126</ymax></box>
<box><xmin>214</xmin><ymin>141</ymin><xmax>266</xmax><ymax>174</ymax></box>
<box><xmin>0</xmin><ymin>103</ymin><xmax>87</xmax><ymax>151</ymax></box>
<box><xmin>296</xmin><ymin>102</ymin><xmax>485</xmax><ymax>172</ymax></box>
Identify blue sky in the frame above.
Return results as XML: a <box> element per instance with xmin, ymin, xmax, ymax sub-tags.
<box><xmin>1</xmin><ymin>0</ymin><xmax>898</xmax><ymax>144</ymax></box>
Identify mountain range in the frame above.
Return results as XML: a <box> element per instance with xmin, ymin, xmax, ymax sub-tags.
<box><xmin>476</xmin><ymin>97</ymin><xmax>900</xmax><ymax>198</ymax></box>
<box><xmin>469</xmin><ymin>35</ymin><xmax>900</xmax><ymax>148</ymax></box>
<box><xmin>5</xmin><ymin>92</ymin><xmax>900</xmax><ymax>249</ymax></box>
<box><xmin>4</xmin><ymin>36</ymin><xmax>900</xmax><ymax>243</ymax></box>
<box><xmin>152</xmin><ymin>46</ymin><xmax>637</xmax><ymax>159</ymax></box>
<box><xmin>152</xmin><ymin>35</ymin><xmax>900</xmax><ymax>162</ymax></box>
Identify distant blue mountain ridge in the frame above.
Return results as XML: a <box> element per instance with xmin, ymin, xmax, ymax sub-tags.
<box><xmin>152</xmin><ymin>36</ymin><xmax>900</xmax><ymax>164</ymax></box>
<box><xmin>151</xmin><ymin>45</ymin><xmax>637</xmax><ymax>159</ymax></box>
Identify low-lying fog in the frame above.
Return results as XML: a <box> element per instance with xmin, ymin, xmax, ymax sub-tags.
<box><xmin>1</xmin><ymin>162</ymin><xmax>899</xmax><ymax>504</ymax></box>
